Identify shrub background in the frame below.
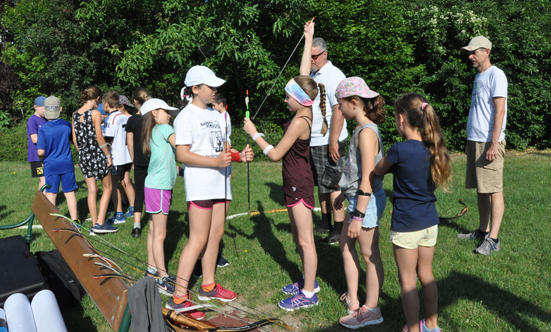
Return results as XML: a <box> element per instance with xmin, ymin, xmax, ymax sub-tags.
<box><xmin>1</xmin><ymin>0</ymin><xmax>550</xmax><ymax>156</ymax></box>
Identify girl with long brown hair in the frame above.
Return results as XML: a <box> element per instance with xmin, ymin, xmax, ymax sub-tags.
<box><xmin>375</xmin><ymin>93</ymin><xmax>451</xmax><ymax>332</ymax></box>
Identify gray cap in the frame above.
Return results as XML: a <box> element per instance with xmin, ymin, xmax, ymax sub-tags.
<box><xmin>44</xmin><ymin>96</ymin><xmax>61</xmax><ymax>119</ymax></box>
<box><xmin>462</xmin><ymin>36</ymin><xmax>492</xmax><ymax>51</ymax></box>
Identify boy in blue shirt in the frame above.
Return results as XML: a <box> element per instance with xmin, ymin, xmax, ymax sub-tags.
<box><xmin>37</xmin><ymin>96</ymin><xmax>79</xmax><ymax>223</ymax></box>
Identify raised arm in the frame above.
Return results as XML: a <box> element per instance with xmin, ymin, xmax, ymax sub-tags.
<box><xmin>299</xmin><ymin>21</ymin><xmax>315</xmax><ymax>76</ymax></box>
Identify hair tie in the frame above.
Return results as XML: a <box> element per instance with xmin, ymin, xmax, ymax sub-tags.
<box><xmin>180</xmin><ymin>86</ymin><xmax>192</xmax><ymax>102</ymax></box>
<box><xmin>422</xmin><ymin>102</ymin><xmax>429</xmax><ymax>110</ymax></box>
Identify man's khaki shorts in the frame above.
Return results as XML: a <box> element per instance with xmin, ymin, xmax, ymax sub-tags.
<box><xmin>465</xmin><ymin>139</ymin><xmax>506</xmax><ymax>194</ymax></box>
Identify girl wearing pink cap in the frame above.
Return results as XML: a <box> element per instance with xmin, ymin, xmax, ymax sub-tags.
<box><xmin>243</xmin><ymin>22</ymin><xmax>322</xmax><ymax>311</ymax></box>
<box><xmin>333</xmin><ymin>77</ymin><xmax>387</xmax><ymax>328</ymax></box>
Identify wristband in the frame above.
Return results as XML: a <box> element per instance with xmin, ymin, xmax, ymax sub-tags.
<box><xmin>252</xmin><ymin>133</ymin><xmax>265</xmax><ymax>141</ymax></box>
<box><xmin>352</xmin><ymin>209</ymin><xmax>365</xmax><ymax>218</ymax></box>
<box><xmin>352</xmin><ymin>215</ymin><xmax>364</xmax><ymax>222</ymax></box>
<box><xmin>357</xmin><ymin>189</ymin><xmax>372</xmax><ymax>196</ymax></box>
<box><xmin>105</xmin><ymin>154</ymin><xmax>111</xmax><ymax>158</ymax></box>
<box><xmin>230</xmin><ymin>150</ymin><xmax>241</xmax><ymax>162</ymax></box>
<box><xmin>263</xmin><ymin>145</ymin><xmax>274</xmax><ymax>156</ymax></box>
<box><xmin>99</xmin><ymin>142</ymin><xmax>111</xmax><ymax>149</ymax></box>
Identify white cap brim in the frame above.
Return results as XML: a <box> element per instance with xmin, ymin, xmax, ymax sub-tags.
<box><xmin>141</xmin><ymin>98</ymin><xmax>180</xmax><ymax>116</ymax></box>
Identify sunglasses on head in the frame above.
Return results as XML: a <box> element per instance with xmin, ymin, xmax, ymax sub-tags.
<box><xmin>311</xmin><ymin>51</ymin><xmax>326</xmax><ymax>60</ymax></box>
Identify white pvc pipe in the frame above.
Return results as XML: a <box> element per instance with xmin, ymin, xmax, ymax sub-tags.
<box><xmin>4</xmin><ymin>293</ymin><xmax>37</xmax><ymax>332</ymax></box>
<box><xmin>31</xmin><ymin>290</ymin><xmax>67</xmax><ymax>332</ymax></box>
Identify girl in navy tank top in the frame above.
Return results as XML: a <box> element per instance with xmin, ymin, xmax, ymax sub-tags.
<box><xmin>243</xmin><ymin>21</ymin><xmax>323</xmax><ymax>312</ymax></box>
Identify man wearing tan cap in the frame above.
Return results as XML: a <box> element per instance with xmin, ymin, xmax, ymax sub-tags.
<box><xmin>457</xmin><ymin>36</ymin><xmax>508</xmax><ymax>256</ymax></box>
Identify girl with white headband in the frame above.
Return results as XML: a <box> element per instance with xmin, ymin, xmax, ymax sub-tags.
<box><xmin>243</xmin><ymin>22</ymin><xmax>323</xmax><ymax>311</ymax></box>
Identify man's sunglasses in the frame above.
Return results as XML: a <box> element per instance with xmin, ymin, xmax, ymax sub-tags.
<box><xmin>311</xmin><ymin>51</ymin><xmax>326</xmax><ymax>60</ymax></box>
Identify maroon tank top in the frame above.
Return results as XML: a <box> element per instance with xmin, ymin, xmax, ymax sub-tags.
<box><xmin>282</xmin><ymin>116</ymin><xmax>314</xmax><ymax>199</ymax></box>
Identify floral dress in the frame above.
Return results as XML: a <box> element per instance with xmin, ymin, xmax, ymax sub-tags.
<box><xmin>73</xmin><ymin>109</ymin><xmax>109</xmax><ymax>180</ymax></box>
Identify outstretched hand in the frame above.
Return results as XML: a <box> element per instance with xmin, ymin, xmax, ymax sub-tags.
<box><xmin>243</xmin><ymin>118</ymin><xmax>258</xmax><ymax>137</ymax></box>
<box><xmin>304</xmin><ymin>21</ymin><xmax>315</xmax><ymax>39</ymax></box>
<box><xmin>240</xmin><ymin>144</ymin><xmax>254</xmax><ymax>162</ymax></box>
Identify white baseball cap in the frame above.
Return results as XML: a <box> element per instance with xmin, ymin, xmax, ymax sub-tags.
<box><xmin>462</xmin><ymin>36</ymin><xmax>492</xmax><ymax>51</ymax></box>
<box><xmin>141</xmin><ymin>98</ymin><xmax>180</xmax><ymax>116</ymax></box>
<box><xmin>184</xmin><ymin>65</ymin><xmax>226</xmax><ymax>87</ymax></box>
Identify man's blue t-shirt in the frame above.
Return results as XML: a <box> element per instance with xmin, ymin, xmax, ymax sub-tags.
<box><xmin>386</xmin><ymin>140</ymin><xmax>439</xmax><ymax>232</ymax></box>
<box><xmin>37</xmin><ymin>119</ymin><xmax>75</xmax><ymax>175</ymax></box>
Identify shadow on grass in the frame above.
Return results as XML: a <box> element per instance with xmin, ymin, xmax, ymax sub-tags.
<box><xmin>60</xmin><ymin>302</ymin><xmax>97</xmax><ymax>332</ymax></box>
<box><xmin>164</xmin><ymin>209</ymin><xmax>187</xmax><ymax>268</ymax></box>
<box><xmin>0</xmin><ymin>204</ymin><xmax>15</xmax><ymax>221</ymax></box>
<box><xmin>264</xmin><ymin>182</ymin><xmax>285</xmax><ymax>206</ymax></box>
<box><xmin>227</xmin><ymin>201</ymin><xmax>303</xmax><ymax>279</ymax></box>
<box><xmin>311</xmin><ymin>270</ymin><xmax>551</xmax><ymax>331</ymax></box>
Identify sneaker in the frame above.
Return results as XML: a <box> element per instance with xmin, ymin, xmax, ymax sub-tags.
<box><xmin>278</xmin><ymin>291</ymin><xmax>318</xmax><ymax>311</ymax></box>
<box><xmin>72</xmin><ymin>220</ymin><xmax>82</xmax><ymax>232</ymax></box>
<box><xmin>144</xmin><ymin>270</ymin><xmax>159</xmax><ymax>278</ymax></box>
<box><xmin>165</xmin><ymin>294</ymin><xmax>206</xmax><ymax>320</ymax></box>
<box><xmin>339</xmin><ymin>305</ymin><xmax>383</xmax><ymax>329</ymax></box>
<box><xmin>321</xmin><ymin>229</ymin><xmax>340</xmax><ymax>245</ymax></box>
<box><xmin>107</xmin><ymin>212</ymin><xmax>126</xmax><ymax>225</ymax></box>
<box><xmin>339</xmin><ymin>292</ymin><xmax>360</xmax><ymax>314</ymax></box>
<box><xmin>131</xmin><ymin>227</ymin><xmax>142</xmax><ymax>238</ymax></box>
<box><xmin>156</xmin><ymin>276</ymin><xmax>175</xmax><ymax>296</ymax></box>
<box><xmin>193</xmin><ymin>259</ymin><xmax>202</xmax><ymax>278</ymax></box>
<box><xmin>457</xmin><ymin>229</ymin><xmax>487</xmax><ymax>240</ymax></box>
<box><xmin>198</xmin><ymin>283</ymin><xmax>237</xmax><ymax>302</ymax></box>
<box><xmin>421</xmin><ymin>319</ymin><xmax>443</xmax><ymax>332</ymax></box>
<box><xmin>91</xmin><ymin>222</ymin><xmax>119</xmax><ymax>234</ymax></box>
<box><xmin>402</xmin><ymin>320</ymin><xmax>426</xmax><ymax>332</ymax></box>
<box><xmin>313</xmin><ymin>225</ymin><xmax>330</xmax><ymax>234</ymax></box>
<box><xmin>282</xmin><ymin>276</ymin><xmax>320</xmax><ymax>295</ymax></box>
<box><xmin>217</xmin><ymin>255</ymin><xmax>230</xmax><ymax>268</ymax></box>
<box><xmin>125</xmin><ymin>206</ymin><xmax>134</xmax><ymax>218</ymax></box>
<box><xmin>475</xmin><ymin>237</ymin><xmax>501</xmax><ymax>255</ymax></box>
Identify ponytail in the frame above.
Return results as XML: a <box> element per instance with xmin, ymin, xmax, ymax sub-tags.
<box><xmin>318</xmin><ymin>83</ymin><xmax>328</xmax><ymax>136</ymax></box>
<box><xmin>394</xmin><ymin>93</ymin><xmax>451</xmax><ymax>190</ymax></box>
<box><xmin>177</xmin><ymin>86</ymin><xmax>195</xmax><ymax>109</ymax></box>
<box><xmin>141</xmin><ymin>112</ymin><xmax>156</xmax><ymax>157</ymax></box>
<box><xmin>343</xmin><ymin>95</ymin><xmax>387</xmax><ymax>125</ymax></box>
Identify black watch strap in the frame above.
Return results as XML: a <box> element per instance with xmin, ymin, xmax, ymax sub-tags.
<box><xmin>357</xmin><ymin>189</ymin><xmax>372</xmax><ymax>196</ymax></box>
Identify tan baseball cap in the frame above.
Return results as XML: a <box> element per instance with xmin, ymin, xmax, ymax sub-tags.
<box><xmin>462</xmin><ymin>36</ymin><xmax>492</xmax><ymax>51</ymax></box>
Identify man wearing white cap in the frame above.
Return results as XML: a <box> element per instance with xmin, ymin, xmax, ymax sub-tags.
<box><xmin>457</xmin><ymin>36</ymin><xmax>508</xmax><ymax>256</ymax></box>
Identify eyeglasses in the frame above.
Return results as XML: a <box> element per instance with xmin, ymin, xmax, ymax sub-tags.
<box><xmin>311</xmin><ymin>51</ymin><xmax>326</xmax><ymax>60</ymax></box>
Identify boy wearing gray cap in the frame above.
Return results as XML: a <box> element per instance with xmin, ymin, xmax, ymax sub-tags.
<box><xmin>37</xmin><ymin>96</ymin><xmax>79</xmax><ymax>223</ymax></box>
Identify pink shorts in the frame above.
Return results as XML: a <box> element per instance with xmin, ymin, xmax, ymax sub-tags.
<box><xmin>144</xmin><ymin>188</ymin><xmax>172</xmax><ymax>215</ymax></box>
<box><xmin>284</xmin><ymin>194</ymin><xmax>315</xmax><ymax>210</ymax></box>
<box><xmin>187</xmin><ymin>199</ymin><xmax>229</xmax><ymax>211</ymax></box>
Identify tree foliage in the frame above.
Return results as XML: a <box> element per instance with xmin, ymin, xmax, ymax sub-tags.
<box><xmin>1</xmin><ymin>0</ymin><xmax>550</xmax><ymax>149</ymax></box>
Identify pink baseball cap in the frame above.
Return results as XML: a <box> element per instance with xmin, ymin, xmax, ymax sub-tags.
<box><xmin>335</xmin><ymin>77</ymin><xmax>380</xmax><ymax>99</ymax></box>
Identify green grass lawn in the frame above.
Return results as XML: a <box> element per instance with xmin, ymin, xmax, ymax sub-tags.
<box><xmin>1</xmin><ymin>151</ymin><xmax>550</xmax><ymax>331</ymax></box>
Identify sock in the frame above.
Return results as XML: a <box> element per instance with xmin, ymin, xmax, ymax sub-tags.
<box><xmin>301</xmin><ymin>289</ymin><xmax>315</xmax><ymax>298</ymax></box>
<box><xmin>133</xmin><ymin>222</ymin><xmax>141</xmax><ymax>229</ymax></box>
<box><xmin>201</xmin><ymin>283</ymin><xmax>215</xmax><ymax>293</ymax></box>
<box><xmin>489</xmin><ymin>237</ymin><xmax>498</xmax><ymax>242</ymax></box>
<box><xmin>477</xmin><ymin>229</ymin><xmax>489</xmax><ymax>236</ymax></box>
<box><xmin>320</xmin><ymin>213</ymin><xmax>331</xmax><ymax>229</ymax></box>
<box><xmin>116</xmin><ymin>211</ymin><xmax>124</xmax><ymax>218</ymax></box>
<box><xmin>334</xmin><ymin>221</ymin><xmax>344</xmax><ymax>234</ymax></box>
<box><xmin>147</xmin><ymin>267</ymin><xmax>158</xmax><ymax>275</ymax></box>
<box><xmin>72</xmin><ymin>219</ymin><xmax>80</xmax><ymax>224</ymax></box>
<box><xmin>128</xmin><ymin>206</ymin><xmax>134</xmax><ymax>213</ymax></box>
<box><xmin>173</xmin><ymin>293</ymin><xmax>188</xmax><ymax>304</ymax></box>
<box><xmin>365</xmin><ymin>306</ymin><xmax>378</xmax><ymax>313</ymax></box>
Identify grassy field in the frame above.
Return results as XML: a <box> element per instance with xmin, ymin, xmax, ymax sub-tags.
<box><xmin>0</xmin><ymin>151</ymin><xmax>550</xmax><ymax>331</ymax></box>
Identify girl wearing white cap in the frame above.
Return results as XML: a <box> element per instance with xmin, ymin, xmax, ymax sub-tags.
<box><xmin>167</xmin><ymin>66</ymin><xmax>254</xmax><ymax>314</ymax></box>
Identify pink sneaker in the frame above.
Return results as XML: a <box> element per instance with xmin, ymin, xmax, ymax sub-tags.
<box><xmin>339</xmin><ymin>305</ymin><xmax>383</xmax><ymax>329</ymax></box>
<box><xmin>339</xmin><ymin>292</ymin><xmax>360</xmax><ymax>314</ymax></box>
<box><xmin>198</xmin><ymin>283</ymin><xmax>237</xmax><ymax>302</ymax></box>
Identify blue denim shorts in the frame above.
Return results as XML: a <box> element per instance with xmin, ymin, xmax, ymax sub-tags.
<box><xmin>346</xmin><ymin>188</ymin><xmax>386</xmax><ymax>229</ymax></box>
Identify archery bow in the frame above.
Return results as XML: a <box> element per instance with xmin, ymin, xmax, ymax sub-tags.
<box><xmin>245</xmin><ymin>90</ymin><xmax>251</xmax><ymax>214</ymax></box>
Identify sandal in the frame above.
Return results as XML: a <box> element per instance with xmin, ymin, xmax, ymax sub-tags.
<box><xmin>339</xmin><ymin>292</ymin><xmax>360</xmax><ymax>314</ymax></box>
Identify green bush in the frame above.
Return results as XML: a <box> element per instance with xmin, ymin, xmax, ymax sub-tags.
<box><xmin>0</xmin><ymin>122</ymin><xmax>28</xmax><ymax>162</ymax></box>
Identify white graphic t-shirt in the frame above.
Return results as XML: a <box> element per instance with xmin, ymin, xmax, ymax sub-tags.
<box><xmin>467</xmin><ymin>66</ymin><xmax>508</xmax><ymax>142</ymax></box>
<box><xmin>104</xmin><ymin>111</ymin><xmax>132</xmax><ymax>166</ymax></box>
<box><xmin>174</xmin><ymin>104</ymin><xmax>231</xmax><ymax>201</ymax></box>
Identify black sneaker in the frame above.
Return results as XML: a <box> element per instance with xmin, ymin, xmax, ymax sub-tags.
<box><xmin>217</xmin><ymin>255</ymin><xmax>230</xmax><ymax>268</ymax></box>
<box><xmin>313</xmin><ymin>225</ymin><xmax>330</xmax><ymax>234</ymax></box>
<box><xmin>193</xmin><ymin>259</ymin><xmax>202</xmax><ymax>278</ymax></box>
<box><xmin>321</xmin><ymin>230</ymin><xmax>340</xmax><ymax>245</ymax></box>
<box><xmin>131</xmin><ymin>227</ymin><xmax>142</xmax><ymax>238</ymax></box>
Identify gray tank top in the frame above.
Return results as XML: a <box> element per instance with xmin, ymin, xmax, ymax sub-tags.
<box><xmin>338</xmin><ymin>122</ymin><xmax>384</xmax><ymax>197</ymax></box>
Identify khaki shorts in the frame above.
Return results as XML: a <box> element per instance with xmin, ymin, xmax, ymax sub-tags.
<box><xmin>390</xmin><ymin>225</ymin><xmax>438</xmax><ymax>249</ymax></box>
<box><xmin>465</xmin><ymin>140</ymin><xmax>505</xmax><ymax>193</ymax></box>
